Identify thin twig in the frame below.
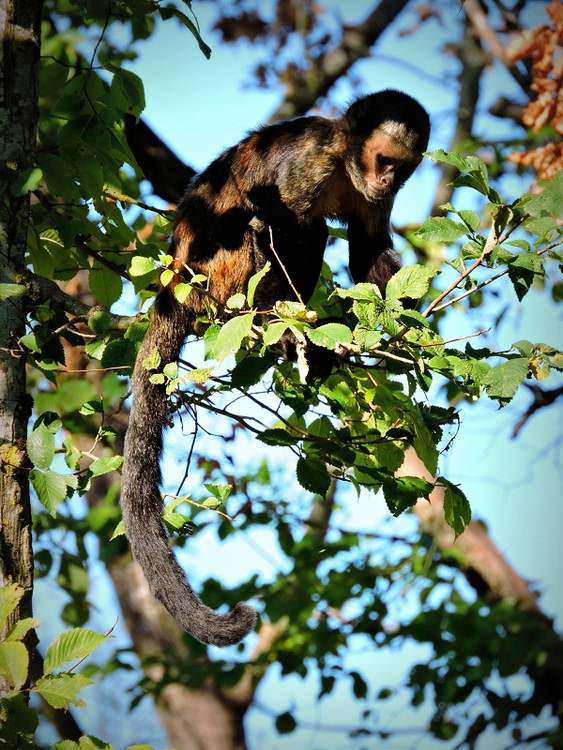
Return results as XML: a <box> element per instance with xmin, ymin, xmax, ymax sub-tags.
<box><xmin>267</xmin><ymin>226</ymin><xmax>304</xmax><ymax>305</ymax></box>
<box><xmin>422</xmin><ymin>220</ymin><xmax>500</xmax><ymax>318</ymax></box>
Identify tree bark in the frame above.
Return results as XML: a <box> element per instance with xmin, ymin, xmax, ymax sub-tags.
<box><xmin>0</xmin><ymin>0</ymin><xmax>42</xmax><ymax>671</ymax></box>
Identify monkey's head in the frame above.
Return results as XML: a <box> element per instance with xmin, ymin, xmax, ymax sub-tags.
<box><xmin>343</xmin><ymin>89</ymin><xmax>430</xmax><ymax>202</ymax></box>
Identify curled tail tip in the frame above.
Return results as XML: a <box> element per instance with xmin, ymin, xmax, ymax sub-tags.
<box><xmin>196</xmin><ymin>602</ymin><xmax>258</xmax><ymax>647</ymax></box>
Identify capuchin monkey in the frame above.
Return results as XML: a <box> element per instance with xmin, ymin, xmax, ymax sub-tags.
<box><xmin>121</xmin><ymin>89</ymin><xmax>431</xmax><ymax>646</ymax></box>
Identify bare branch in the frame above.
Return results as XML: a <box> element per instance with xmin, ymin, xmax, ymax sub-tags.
<box><xmin>512</xmin><ymin>383</ymin><xmax>563</xmax><ymax>439</ymax></box>
<box><xmin>268</xmin><ymin>0</ymin><xmax>411</xmax><ymax>122</ymax></box>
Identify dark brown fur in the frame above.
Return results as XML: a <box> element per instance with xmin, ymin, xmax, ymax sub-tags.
<box><xmin>121</xmin><ymin>89</ymin><xmax>430</xmax><ymax>646</ymax></box>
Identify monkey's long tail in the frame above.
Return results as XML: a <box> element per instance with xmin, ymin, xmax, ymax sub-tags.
<box><xmin>120</xmin><ymin>293</ymin><xmax>257</xmax><ymax>646</ymax></box>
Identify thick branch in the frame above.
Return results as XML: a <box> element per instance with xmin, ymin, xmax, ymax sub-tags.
<box><xmin>268</xmin><ymin>0</ymin><xmax>411</xmax><ymax>122</ymax></box>
<box><xmin>124</xmin><ymin>115</ymin><xmax>196</xmax><ymax>204</ymax></box>
<box><xmin>512</xmin><ymin>384</ymin><xmax>563</xmax><ymax>439</ymax></box>
<box><xmin>0</xmin><ymin>0</ymin><xmax>43</xmax><ymax>686</ymax></box>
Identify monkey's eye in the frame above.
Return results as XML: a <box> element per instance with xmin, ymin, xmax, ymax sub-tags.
<box><xmin>376</xmin><ymin>154</ymin><xmax>395</xmax><ymax>170</ymax></box>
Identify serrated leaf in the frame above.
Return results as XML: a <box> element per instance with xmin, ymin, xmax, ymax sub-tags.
<box><xmin>383</xmin><ymin>476</ymin><xmax>433</xmax><ymax>516</ymax></box>
<box><xmin>334</xmin><ymin>282</ymin><xmax>381</xmax><ymax>301</ymax></box>
<box><xmin>44</xmin><ymin>628</ymin><xmax>106</xmax><ymax>675</ymax></box>
<box><xmin>89</xmin><ymin>455</ymin><xmax>123</xmax><ymax>478</ymax></box>
<box><xmin>0</xmin><ymin>641</ymin><xmax>28</xmax><ymax>689</ymax></box>
<box><xmin>263</xmin><ymin>321</ymin><xmax>289</xmax><ymax>346</ymax></box>
<box><xmin>386</xmin><ymin>264</ymin><xmax>434</xmax><ymax>300</ymax></box>
<box><xmin>111</xmin><ymin>69</ymin><xmax>145</xmax><ymax>117</ymax></box>
<box><xmin>89</xmin><ymin>263</ymin><xmax>122</xmax><ymax>307</ymax></box>
<box><xmin>180</xmin><ymin>367</ymin><xmax>213</xmax><ymax>384</ymax></box>
<box><xmin>306</xmin><ymin>323</ymin><xmax>352</xmax><ymax>350</ymax></box>
<box><xmin>204</xmin><ymin>483</ymin><xmax>232</xmax><ymax>502</ymax></box>
<box><xmin>55</xmin><ymin>737</ymin><xmax>111</xmax><ymax>750</ymax></box>
<box><xmin>35</xmin><ymin>673</ymin><xmax>93</xmax><ymax>709</ymax></box>
<box><xmin>0</xmin><ymin>283</ymin><xmax>26</xmax><ymax>300</ymax></box>
<box><xmin>174</xmin><ymin>282</ymin><xmax>192</xmax><ymax>303</ymax></box>
<box><xmin>257</xmin><ymin>428</ymin><xmax>299</xmax><ymax>446</ymax></box>
<box><xmin>483</xmin><ymin>357</ymin><xmax>529</xmax><ymax>401</ymax></box>
<box><xmin>27</xmin><ymin>423</ymin><xmax>55</xmax><ymax>469</ymax></box>
<box><xmin>101</xmin><ymin>339</ymin><xmax>136</xmax><ymax>370</ymax></box>
<box><xmin>163</xmin><ymin>362</ymin><xmax>178</xmax><ymax>379</ymax></box>
<box><xmin>226</xmin><ymin>292</ymin><xmax>246</xmax><ymax>310</ymax></box>
<box><xmin>440</xmin><ymin>478</ymin><xmax>471</xmax><ymax>536</ymax></box>
<box><xmin>149</xmin><ymin>373</ymin><xmax>165</xmax><ymax>384</ymax></box>
<box><xmin>142</xmin><ymin>345</ymin><xmax>161</xmax><ymax>371</ymax></box>
<box><xmin>415</xmin><ymin>217</ymin><xmax>467</xmax><ymax>243</ymax></box>
<box><xmin>214</xmin><ymin>313</ymin><xmax>255</xmax><ymax>361</ymax></box>
<box><xmin>0</xmin><ymin>584</ymin><xmax>24</xmax><ymax>632</ymax></box>
<box><xmin>130</xmin><ymin>255</ymin><xmax>157</xmax><ymax>277</ymax></box>
<box><xmin>296</xmin><ymin>458</ymin><xmax>330</xmax><ymax>496</ymax></box>
<box><xmin>160</xmin><ymin>268</ymin><xmax>174</xmax><ymax>287</ymax></box>
<box><xmin>457</xmin><ymin>210</ymin><xmax>480</xmax><ymax>231</ymax></box>
<box><xmin>6</xmin><ymin>617</ymin><xmax>39</xmax><ymax>642</ymax></box>
<box><xmin>30</xmin><ymin>469</ymin><xmax>68</xmax><ymax>515</ymax></box>
<box><xmin>247</xmin><ymin>261</ymin><xmax>271</xmax><ymax>306</ymax></box>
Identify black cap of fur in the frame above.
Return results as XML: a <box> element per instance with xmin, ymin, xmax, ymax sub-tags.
<box><xmin>345</xmin><ymin>89</ymin><xmax>430</xmax><ymax>151</ymax></box>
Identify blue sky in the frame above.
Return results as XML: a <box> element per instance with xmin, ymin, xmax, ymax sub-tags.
<box><xmin>36</xmin><ymin>2</ymin><xmax>562</xmax><ymax>748</ymax></box>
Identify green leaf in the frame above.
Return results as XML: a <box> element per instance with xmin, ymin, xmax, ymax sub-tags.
<box><xmin>55</xmin><ymin>737</ymin><xmax>112</xmax><ymax>750</ymax></box>
<box><xmin>275</xmin><ymin>711</ymin><xmax>297</xmax><ymax>735</ymax></box>
<box><xmin>101</xmin><ymin>340</ymin><xmax>136</xmax><ymax>371</ymax></box>
<box><xmin>0</xmin><ymin>641</ymin><xmax>28</xmax><ymax>689</ymax></box>
<box><xmin>415</xmin><ymin>217</ymin><xmax>467</xmax><ymax>243</ymax></box>
<box><xmin>142</xmin><ymin>345</ymin><xmax>161</xmax><ymax>371</ymax></box>
<box><xmin>34</xmin><ymin>673</ymin><xmax>93</xmax><ymax>709</ymax></box>
<box><xmin>0</xmin><ymin>283</ymin><xmax>26</xmax><ymax>300</ymax></box>
<box><xmin>226</xmin><ymin>292</ymin><xmax>246</xmax><ymax>310</ymax></box>
<box><xmin>258</xmin><ymin>428</ymin><xmax>299</xmax><ymax>446</ymax></box>
<box><xmin>508</xmin><ymin>253</ymin><xmax>544</xmax><ymax>301</ymax></box>
<box><xmin>89</xmin><ymin>263</ymin><xmax>122</xmax><ymax>307</ymax></box>
<box><xmin>30</xmin><ymin>469</ymin><xmax>68</xmax><ymax>515</ymax></box>
<box><xmin>27</xmin><ymin>423</ymin><xmax>55</xmax><ymax>469</ymax></box>
<box><xmin>306</xmin><ymin>323</ymin><xmax>352</xmax><ymax>350</ymax></box>
<box><xmin>483</xmin><ymin>357</ymin><xmax>529</xmax><ymax>401</ymax></box>
<box><xmin>44</xmin><ymin>628</ymin><xmax>106</xmax><ymax>675</ymax></box>
<box><xmin>0</xmin><ymin>584</ymin><xmax>24</xmax><ymax>632</ymax></box>
<box><xmin>174</xmin><ymin>282</ymin><xmax>192</xmax><ymax>303</ymax></box>
<box><xmin>296</xmin><ymin>458</ymin><xmax>330</xmax><ymax>496</ymax></box>
<box><xmin>110</xmin><ymin>69</ymin><xmax>145</xmax><ymax>117</ymax></box>
<box><xmin>110</xmin><ymin>519</ymin><xmax>125</xmax><ymax>541</ymax></box>
<box><xmin>163</xmin><ymin>362</ymin><xmax>178</xmax><ymax>379</ymax></box>
<box><xmin>160</xmin><ymin>269</ymin><xmax>174</xmax><ymax>287</ymax></box>
<box><xmin>129</xmin><ymin>255</ymin><xmax>157</xmax><ymax>277</ymax></box>
<box><xmin>457</xmin><ymin>210</ymin><xmax>480</xmax><ymax>231</ymax></box>
<box><xmin>440</xmin><ymin>478</ymin><xmax>471</xmax><ymax>536</ymax></box>
<box><xmin>158</xmin><ymin>5</ymin><xmax>212</xmax><ymax>59</ymax></box>
<box><xmin>247</xmin><ymin>261</ymin><xmax>271</xmax><ymax>306</ymax></box>
<box><xmin>386</xmin><ymin>264</ymin><xmax>434</xmax><ymax>300</ymax></box>
<box><xmin>12</xmin><ymin>167</ymin><xmax>43</xmax><ymax>196</ymax></box>
<box><xmin>88</xmin><ymin>310</ymin><xmax>112</xmax><ymax>334</ymax></box>
<box><xmin>214</xmin><ymin>313</ymin><xmax>255</xmax><ymax>361</ymax></box>
<box><xmin>89</xmin><ymin>455</ymin><xmax>123</xmax><ymax>478</ymax></box>
<box><xmin>263</xmin><ymin>321</ymin><xmax>289</xmax><ymax>346</ymax></box>
<box><xmin>383</xmin><ymin>476</ymin><xmax>433</xmax><ymax>516</ymax></box>
<box><xmin>204</xmin><ymin>484</ymin><xmax>232</xmax><ymax>502</ymax></box>
<box><xmin>5</xmin><ymin>617</ymin><xmax>39</xmax><ymax>643</ymax></box>
<box><xmin>334</xmin><ymin>282</ymin><xmax>381</xmax><ymax>301</ymax></box>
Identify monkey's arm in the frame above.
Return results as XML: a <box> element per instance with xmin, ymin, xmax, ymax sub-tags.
<box><xmin>347</xmin><ymin>217</ymin><xmax>401</xmax><ymax>296</ymax></box>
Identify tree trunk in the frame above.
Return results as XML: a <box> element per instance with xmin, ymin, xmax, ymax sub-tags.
<box><xmin>0</xmin><ymin>0</ymin><xmax>43</xmax><ymax>670</ymax></box>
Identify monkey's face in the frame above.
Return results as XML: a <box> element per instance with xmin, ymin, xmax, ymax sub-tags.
<box><xmin>358</xmin><ymin>128</ymin><xmax>421</xmax><ymax>201</ymax></box>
